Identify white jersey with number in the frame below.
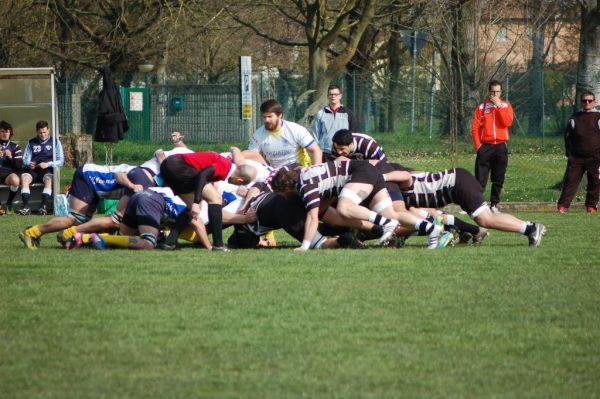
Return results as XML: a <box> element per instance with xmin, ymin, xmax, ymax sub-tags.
<box><xmin>248</xmin><ymin>120</ymin><xmax>315</xmax><ymax>168</ymax></box>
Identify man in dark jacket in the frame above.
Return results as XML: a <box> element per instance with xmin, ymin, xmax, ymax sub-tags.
<box><xmin>557</xmin><ymin>91</ymin><xmax>600</xmax><ymax>213</ymax></box>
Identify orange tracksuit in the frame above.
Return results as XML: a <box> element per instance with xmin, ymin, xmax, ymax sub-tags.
<box><xmin>471</xmin><ymin>99</ymin><xmax>514</xmax><ymax>150</ymax></box>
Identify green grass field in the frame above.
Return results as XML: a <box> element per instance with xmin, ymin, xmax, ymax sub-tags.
<box><xmin>1</xmin><ymin>210</ymin><xmax>599</xmax><ymax>398</ymax></box>
<box><xmin>2</xmin><ymin>133</ymin><xmax>598</xmax><ymax>397</ymax></box>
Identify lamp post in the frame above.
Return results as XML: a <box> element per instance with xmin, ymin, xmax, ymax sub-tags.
<box><xmin>137</xmin><ymin>63</ymin><xmax>154</xmax><ymax>87</ymax></box>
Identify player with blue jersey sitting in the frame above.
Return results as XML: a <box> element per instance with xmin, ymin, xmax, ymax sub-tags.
<box><xmin>19</xmin><ymin>163</ymin><xmax>136</xmax><ymax>249</ymax></box>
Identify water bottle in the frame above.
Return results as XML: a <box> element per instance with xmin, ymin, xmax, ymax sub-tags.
<box><xmin>54</xmin><ymin>194</ymin><xmax>69</xmax><ymax>217</ymax></box>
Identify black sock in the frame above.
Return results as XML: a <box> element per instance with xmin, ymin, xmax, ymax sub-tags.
<box><xmin>164</xmin><ymin>211</ymin><xmax>192</xmax><ymax>246</ymax></box>
<box><xmin>524</xmin><ymin>223</ymin><xmax>535</xmax><ymax>236</ymax></box>
<box><xmin>7</xmin><ymin>189</ymin><xmax>17</xmax><ymax>205</ymax></box>
<box><xmin>21</xmin><ymin>193</ymin><xmax>30</xmax><ymax>207</ymax></box>
<box><xmin>208</xmin><ymin>203</ymin><xmax>223</xmax><ymax>247</ymax></box>
<box><xmin>417</xmin><ymin>221</ymin><xmax>434</xmax><ymax>236</ymax></box>
<box><xmin>452</xmin><ymin>217</ymin><xmax>480</xmax><ymax>235</ymax></box>
<box><xmin>40</xmin><ymin>193</ymin><xmax>50</xmax><ymax>207</ymax></box>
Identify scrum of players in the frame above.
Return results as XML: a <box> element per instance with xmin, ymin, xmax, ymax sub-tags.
<box><xmin>18</xmin><ymin>99</ymin><xmax>546</xmax><ymax>252</ymax></box>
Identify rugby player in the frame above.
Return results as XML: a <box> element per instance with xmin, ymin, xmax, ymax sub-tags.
<box><xmin>382</xmin><ymin>167</ymin><xmax>546</xmax><ymax>246</ymax></box>
<box><xmin>19</xmin><ymin>163</ymin><xmax>136</xmax><ymax>249</ymax></box>
<box><xmin>270</xmin><ymin>160</ymin><xmax>444</xmax><ymax>251</ymax></box>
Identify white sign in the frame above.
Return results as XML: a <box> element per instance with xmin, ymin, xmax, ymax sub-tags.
<box><xmin>240</xmin><ymin>56</ymin><xmax>252</xmax><ymax>119</ymax></box>
<box><xmin>129</xmin><ymin>91</ymin><xmax>144</xmax><ymax>111</ymax></box>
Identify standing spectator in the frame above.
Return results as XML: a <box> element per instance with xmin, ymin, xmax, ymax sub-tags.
<box><xmin>249</xmin><ymin>99</ymin><xmax>322</xmax><ymax>168</ymax></box>
<box><xmin>18</xmin><ymin>120</ymin><xmax>64</xmax><ymax>215</ymax></box>
<box><xmin>314</xmin><ymin>85</ymin><xmax>358</xmax><ymax>160</ymax></box>
<box><xmin>557</xmin><ymin>91</ymin><xmax>600</xmax><ymax>213</ymax></box>
<box><xmin>0</xmin><ymin>120</ymin><xmax>23</xmax><ymax>214</ymax></box>
<box><xmin>471</xmin><ymin>80</ymin><xmax>514</xmax><ymax>213</ymax></box>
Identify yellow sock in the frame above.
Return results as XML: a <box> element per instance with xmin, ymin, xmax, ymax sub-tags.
<box><xmin>99</xmin><ymin>233</ymin><xmax>130</xmax><ymax>248</ymax></box>
<box><xmin>26</xmin><ymin>225</ymin><xmax>42</xmax><ymax>239</ymax></box>
<box><xmin>178</xmin><ymin>225</ymin><xmax>198</xmax><ymax>242</ymax></box>
<box><xmin>80</xmin><ymin>234</ymin><xmax>91</xmax><ymax>244</ymax></box>
<box><xmin>62</xmin><ymin>226</ymin><xmax>78</xmax><ymax>239</ymax></box>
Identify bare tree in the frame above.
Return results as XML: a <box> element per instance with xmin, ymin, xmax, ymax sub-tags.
<box><xmin>576</xmin><ymin>0</ymin><xmax>600</xmax><ymax>107</ymax></box>
<box><xmin>227</xmin><ymin>0</ymin><xmax>377</xmax><ymax>122</ymax></box>
<box><xmin>11</xmin><ymin>0</ymin><xmax>183</xmax><ymax>73</ymax></box>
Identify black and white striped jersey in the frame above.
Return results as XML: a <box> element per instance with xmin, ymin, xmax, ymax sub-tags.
<box><xmin>332</xmin><ymin>133</ymin><xmax>386</xmax><ymax>161</ymax></box>
<box><xmin>403</xmin><ymin>168</ymin><xmax>457</xmax><ymax>209</ymax></box>
<box><xmin>298</xmin><ymin>160</ymin><xmax>352</xmax><ymax>210</ymax></box>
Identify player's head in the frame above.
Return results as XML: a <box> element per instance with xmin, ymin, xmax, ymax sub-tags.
<box><xmin>170</xmin><ymin>131</ymin><xmax>185</xmax><ymax>145</ymax></box>
<box><xmin>327</xmin><ymin>85</ymin><xmax>343</xmax><ymax>107</ymax></box>
<box><xmin>229</xmin><ymin>164</ymin><xmax>255</xmax><ymax>185</ymax></box>
<box><xmin>0</xmin><ymin>120</ymin><xmax>13</xmax><ymax>139</ymax></box>
<box><xmin>35</xmin><ymin>120</ymin><xmax>50</xmax><ymax>140</ymax></box>
<box><xmin>332</xmin><ymin>129</ymin><xmax>354</xmax><ymax>157</ymax></box>
<box><xmin>271</xmin><ymin>168</ymin><xmax>298</xmax><ymax>198</ymax></box>
<box><xmin>260</xmin><ymin>99</ymin><xmax>284</xmax><ymax>131</ymax></box>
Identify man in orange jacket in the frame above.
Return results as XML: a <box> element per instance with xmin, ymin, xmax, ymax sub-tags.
<box><xmin>471</xmin><ymin>80</ymin><xmax>514</xmax><ymax>212</ymax></box>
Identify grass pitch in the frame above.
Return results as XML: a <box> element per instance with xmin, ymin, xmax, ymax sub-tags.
<box><xmin>1</xmin><ymin>210</ymin><xmax>599</xmax><ymax>398</ymax></box>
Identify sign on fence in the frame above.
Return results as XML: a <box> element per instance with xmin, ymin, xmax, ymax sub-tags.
<box><xmin>240</xmin><ymin>56</ymin><xmax>252</xmax><ymax>120</ymax></box>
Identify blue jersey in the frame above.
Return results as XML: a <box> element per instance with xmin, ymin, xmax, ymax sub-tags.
<box><xmin>23</xmin><ymin>136</ymin><xmax>64</xmax><ymax>167</ymax></box>
<box><xmin>81</xmin><ymin>163</ymin><xmax>135</xmax><ymax>198</ymax></box>
<box><xmin>148</xmin><ymin>186</ymin><xmax>187</xmax><ymax>219</ymax></box>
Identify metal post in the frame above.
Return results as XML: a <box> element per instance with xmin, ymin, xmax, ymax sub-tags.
<box><xmin>410</xmin><ymin>31</ymin><xmax>417</xmax><ymax>134</ymax></box>
<box><xmin>428</xmin><ymin>51</ymin><xmax>436</xmax><ymax>138</ymax></box>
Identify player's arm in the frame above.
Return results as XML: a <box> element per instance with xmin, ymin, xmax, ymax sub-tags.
<box><xmin>189</xmin><ymin>218</ymin><xmax>212</xmax><ymax>250</ymax></box>
<box><xmin>229</xmin><ymin>146</ymin><xmax>246</xmax><ymax>166</ymax></box>
<box><xmin>382</xmin><ymin>170</ymin><xmax>413</xmax><ymax>188</ymax></box>
<box><xmin>115</xmin><ymin>171</ymin><xmax>142</xmax><ymax>192</ymax></box>
<box><xmin>305</xmin><ymin>142</ymin><xmax>322</xmax><ymax>165</ymax></box>
<box><xmin>297</xmin><ymin>206</ymin><xmax>319</xmax><ymax>252</ymax></box>
<box><xmin>155</xmin><ymin>149</ymin><xmax>166</xmax><ymax>164</ymax></box>
<box><xmin>193</xmin><ymin>166</ymin><xmax>215</xmax><ymax>203</ymax></box>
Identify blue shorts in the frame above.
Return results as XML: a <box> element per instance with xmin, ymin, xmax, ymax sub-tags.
<box><xmin>68</xmin><ymin>168</ymin><xmax>99</xmax><ymax>206</ymax></box>
<box><xmin>124</xmin><ymin>167</ymin><xmax>156</xmax><ymax>196</ymax></box>
<box><xmin>122</xmin><ymin>190</ymin><xmax>165</xmax><ymax>230</ymax></box>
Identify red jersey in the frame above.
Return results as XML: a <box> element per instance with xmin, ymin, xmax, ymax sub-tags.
<box><xmin>177</xmin><ymin>151</ymin><xmax>232</xmax><ymax>181</ymax></box>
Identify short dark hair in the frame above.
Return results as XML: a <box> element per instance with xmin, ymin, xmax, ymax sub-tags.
<box><xmin>488</xmin><ymin>80</ymin><xmax>502</xmax><ymax>91</ymax></box>
<box><xmin>271</xmin><ymin>168</ymin><xmax>298</xmax><ymax>193</ymax></box>
<box><xmin>328</xmin><ymin>84</ymin><xmax>342</xmax><ymax>93</ymax></box>
<box><xmin>581</xmin><ymin>91</ymin><xmax>595</xmax><ymax>101</ymax></box>
<box><xmin>260</xmin><ymin>99</ymin><xmax>283</xmax><ymax>116</ymax></box>
<box><xmin>36</xmin><ymin>120</ymin><xmax>49</xmax><ymax>130</ymax></box>
<box><xmin>0</xmin><ymin>120</ymin><xmax>13</xmax><ymax>138</ymax></box>
<box><xmin>332</xmin><ymin>129</ymin><xmax>353</xmax><ymax>146</ymax></box>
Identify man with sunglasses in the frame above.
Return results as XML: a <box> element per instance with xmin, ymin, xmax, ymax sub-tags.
<box><xmin>471</xmin><ymin>80</ymin><xmax>514</xmax><ymax>213</ymax></box>
<box><xmin>557</xmin><ymin>91</ymin><xmax>600</xmax><ymax>213</ymax></box>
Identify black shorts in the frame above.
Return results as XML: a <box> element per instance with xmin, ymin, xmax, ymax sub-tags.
<box><xmin>124</xmin><ymin>167</ymin><xmax>156</xmax><ymax>196</ymax></box>
<box><xmin>348</xmin><ymin>161</ymin><xmax>388</xmax><ymax>204</ymax></box>
<box><xmin>374</xmin><ymin>161</ymin><xmax>405</xmax><ymax>201</ymax></box>
<box><xmin>453</xmin><ymin>168</ymin><xmax>486</xmax><ymax>214</ymax></box>
<box><xmin>160</xmin><ymin>156</ymin><xmax>198</xmax><ymax>195</ymax></box>
<box><xmin>122</xmin><ymin>190</ymin><xmax>165</xmax><ymax>230</ymax></box>
<box><xmin>68</xmin><ymin>168</ymin><xmax>99</xmax><ymax>206</ymax></box>
<box><xmin>0</xmin><ymin>167</ymin><xmax>18</xmax><ymax>183</ymax></box>
<box><xmin>21</xmin><ymin>167</ymin><xmax>54</xmax><ymax>183</ymax></box>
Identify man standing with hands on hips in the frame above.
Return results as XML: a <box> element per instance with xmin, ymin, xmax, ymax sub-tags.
<box><xmin>471</xmin><ymin>80</ymin><xmax>514</xmax><ymax>213</ymax></box>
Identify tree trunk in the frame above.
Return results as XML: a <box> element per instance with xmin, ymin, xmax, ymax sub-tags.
<box><xmin>576</xmin><ymin>0</ymin><xmax>600</xmax><ymax>108</ymax></box>
<box><xmin>528</xmin><ymin>0</ymin><xmax>545</xmax><ymax>135</ymax></box>
<box><xmin>387</xmin><ymin>27</ymin><xmax>402</xmax><ymax>133</ymax></box>
<box><xmin>454</xmin><ymin>0</ymin><xmax>481</xmax><ymax>136</ymax></box>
